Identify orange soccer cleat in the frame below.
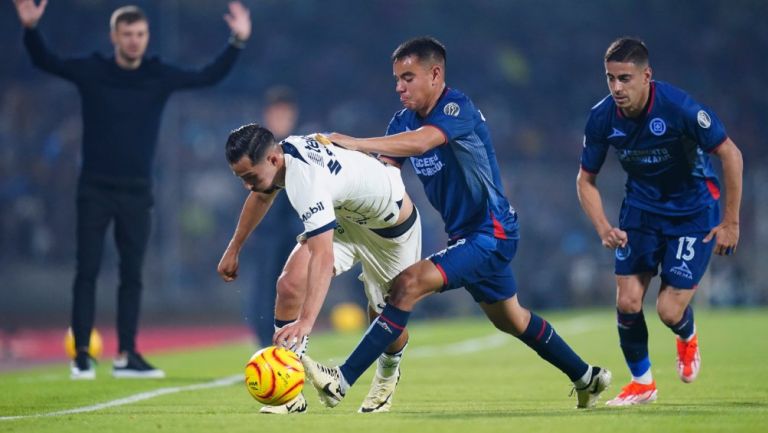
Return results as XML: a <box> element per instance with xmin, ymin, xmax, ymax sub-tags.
<box><xmin>606</xmin><ymin>380</ymin><xmax>658</xmax><ymax>406</ymax></box>
<box><xmin>676</xmin><ymin>334</ymin><xmax>701</xmax><ymax>383</ymax></box>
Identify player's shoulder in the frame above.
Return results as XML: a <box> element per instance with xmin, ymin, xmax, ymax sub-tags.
<box><xmin>281</xmin><ymin>134</ymin><xmax>314</xmax><ymax>159</ymax></box>
<box><xmin>433</xmin><ymin>87</ymin><xmax>478</xmax><ymax>121</ymax></box>
<box><xmin>653</xmin><ymin>80</ymin><xmax>704</xmax><ymax>118</ymax></box>
<box><xmin>586</xmin><ymin>94</ymin><xmax>614</xmax><ymax>129</ymax></box>
<box><xmin>653</xmin><ymin>80</ymin><xmax>691</xmax><ymax>102</ymax></box>
<box><xmin>441</xmin><ymin>87</ymin><xmax>474</xmax><ymax>110</ymax></box>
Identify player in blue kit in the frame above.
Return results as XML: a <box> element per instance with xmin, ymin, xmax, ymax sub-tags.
<box><xmin>292</xmin><ymin>37</ymin><xmax>612</xmax><ymax>410</ymax></box>
<box><xmin>576</xmin><ymin>37</ymin><xmax>743</xmax><ymax>406</ymax></box>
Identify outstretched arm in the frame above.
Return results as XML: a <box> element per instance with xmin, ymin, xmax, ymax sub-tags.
<box><xmin>329</xmin><ymin>125</ymin><xmax>446</xmax><ymax>157</ymax></box>
<box><xmin>217</xmin><ymin>190</ymin><xmax>278</xmax><ymax>282</ymax></box>
<box><xmin>17</xmin><ymin>0</ymin><xmax>84</xmax><ymax>81</ymax></box>
<box><xmin>704</xmin><ymin>138</ymin><xmax>742</xmax><ymax>255</ymax></box>
<box><xmin>165</xmin><ymin>1</ymin><xmax>251</xmax><ymax>89</ymax></box>
<box><xmin>576</xmin><ymin>168</ymin><xmax>627</xmax><ymax>249</ymax></box>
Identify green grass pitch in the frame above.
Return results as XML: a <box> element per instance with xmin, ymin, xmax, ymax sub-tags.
<box><xmin>1</xmin><ymin>309</ymin><xmax>766</xmax><ymax>433</ymax></box>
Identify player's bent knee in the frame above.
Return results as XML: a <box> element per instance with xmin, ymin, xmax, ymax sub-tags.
<box><xmin>656</xmin><ymin>304</ymin><xmax>684</xmax><ymax>325</ymax></box>
<box><xmin>616</xmin><ymin>295</ymin><xmax>643</xmax><ymax>314</ymax></box>
<box><xmin>276</xmin><ymin>274</ymin><xmax>304</xmax><ymax>305</ymax></box>
<box><xmin>388</xmin><ymin>270</ymin><xmax>425</xmax><ymax>309</ymax></box>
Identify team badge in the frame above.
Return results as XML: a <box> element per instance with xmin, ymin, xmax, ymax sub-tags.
<box><xmin>443</xmin><ymin>102</ymin><xmax>460</xmax><ymax>117</ymax></box>
<box><xmin>649</xmin><ymin>117</ymin><xmax>666</xmax><ymax>136</ymax></box>
<box><xmin>615</xmin><ymin>245</ymin><xmax>632</xmax><ymax>261</ymax></box>
<box><xmin>697</xmin><ymin>110</ymin><xmax>711</xmax><ymax>129</ymax></box>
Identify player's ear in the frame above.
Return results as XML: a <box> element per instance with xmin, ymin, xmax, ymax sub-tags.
<box><xmin>643</xmin><ymin>66</ymin><xmax>652</xmax><ymax>83</ymax></box>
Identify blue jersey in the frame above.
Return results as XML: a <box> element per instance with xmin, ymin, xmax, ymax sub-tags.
<box><xmin>386</xmin><ymin>87</ymin><xmax>519</xmax><ymax>240</ymax></box>
<box><xmin>581</xmin><ymin>81</ymin><xmax>727</xmax><ymax>216</ymax></box>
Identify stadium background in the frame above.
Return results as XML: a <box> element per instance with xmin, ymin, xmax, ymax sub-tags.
<box><xmin>1</xmin><ymin>0</ymin><xmax>766</xmax><ymax>339</ymax></box>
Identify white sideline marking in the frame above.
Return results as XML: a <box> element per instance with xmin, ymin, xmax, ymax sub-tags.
<box><xmin>0</xmin><ymin>375</ymin><xmax>242</xmax><ymax>421</ymax></box>
<box><xmin>1</xmin><ymin>316</ymin><xmax>599</xmax><ymax>420</ymax></box>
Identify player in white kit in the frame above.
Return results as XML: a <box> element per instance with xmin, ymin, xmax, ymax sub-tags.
<box><xmin>218</xmin><ymin>124</ymin><xmax>421</xmax><ymax>414</ymax></box>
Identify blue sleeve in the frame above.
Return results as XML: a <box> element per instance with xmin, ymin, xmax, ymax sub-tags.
<box><xmin>679</xmin><ymin>97</ymin><xmax>727</xmax><ymax>153</ymax></box>
<box><xmin>580</xmin><ymin>112</ymin><xmax>609</xmax><ymax>174</ymax></box>
<box><xmin>23</xmin><ymin>28</ymin><xmax>87</xmax><ymax>83</ymax></box>
<box><xmin>426</xmin><ymin>97</ymin><xmax>475</xmax><ymax>142</ymax></box>
<box><xmin>162</xmin><ymin>44</ymin><xmax>241</xmax><ymax>90</ymax></box>
<box><xmin>383</xmin><ymin>114</ymin><xmax>408</xmax><ymax>166</ymax></box>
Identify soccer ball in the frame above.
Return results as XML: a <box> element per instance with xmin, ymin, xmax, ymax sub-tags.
<box><xmin>244</xmin><ymin>346</ymin><xmax>304</xmax><ymax>405</ymax></box>
<box><xmin>63</xmin><ymin>327</ymin><xmax>103</xmax><ymax>359</ymax></box>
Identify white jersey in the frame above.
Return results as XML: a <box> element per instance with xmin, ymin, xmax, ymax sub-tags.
<box><xmin>281</xmin><ymin>134</ymin><xmax>405</xmax><ymax>238</ymax></box>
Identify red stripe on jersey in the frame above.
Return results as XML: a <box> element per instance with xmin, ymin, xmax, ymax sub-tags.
<box><xmin>490</xmin><ymin>212</ymin><xmax>507</xmax><ymax>239</ymax></box>
<box><xmin>646</xmin><ymin>82</ymin><xmax>656</xmax><ymax>114</ymax></box>
<box><xmin>435</xmin><ymin>263</ymin><xmax>448</xmax><ymax>286</ymax></box>
<box><xmin>706</xmin><ymin>179</ymin><xmax>721</xmax><ymax>200</ymax></box>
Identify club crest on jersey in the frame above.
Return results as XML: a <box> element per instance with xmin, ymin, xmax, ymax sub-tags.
<box><xmin>443</xmin><ymin>102</ymin><xmax>460</xmax><ymax>117</ymax></box>
<box><xmin>649</xmin><ymin>118</ymin><xmax>666</xmax><ymax>136</ymax></box>
<box><xmin>615</xmin><ymin>245</ymin><xmax>631</xmax><ymax>261</ymax></box>
<box><xmin>697</xmin><ymin>110</ymin><xmax>711</xmax><ymax>129</ymax></box>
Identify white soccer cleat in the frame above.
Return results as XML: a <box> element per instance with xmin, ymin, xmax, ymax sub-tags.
<box><xmin>574</xmin><ymin>367</ymin><xmax>612</xmax><ymax>409</ymax></box>
<box><xmin>359</xmin><ymin>369</ymin><xmax>400</xmax><ymax>413</ymax></box>
<box><xmin>301</xmin><ymin>355</ymin><xmax>346</xmax><ymax>408</ymax></box>
<box><xmin>605</xmin><ymin>380</ymin><xmax>658</xmax><ymax>407</ymax></box>
<box><xmin>259</xmin><ymin>393</ymin><xmax>307</xmax><ymax>414</ymax></box>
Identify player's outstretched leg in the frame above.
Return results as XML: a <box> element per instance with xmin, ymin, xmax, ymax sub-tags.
<box><xmin>574</xmin><ymin>367</ymin><xmax>612</xmax><ymax>408</ymax></box>
<box><xmin>301</xmin><ymin>354</ymin><xmax>348</xmax><ymax>408</ymax></box>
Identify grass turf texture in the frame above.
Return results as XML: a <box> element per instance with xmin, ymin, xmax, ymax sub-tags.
<box><xmin>1</xmin><ymin>309</ymin><xmax>766</xmax><ymax>433</ymax></box>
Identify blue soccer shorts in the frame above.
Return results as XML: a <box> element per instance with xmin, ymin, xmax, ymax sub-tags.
<box><xmin>427</xmin><ymin>232</ymin><xmax>518</xmax><ymax>303</ymax></box>
<box><xmin>615</xmin><ymin>202</ymin><xmax>719</xmax><ymax>289</ymax></box>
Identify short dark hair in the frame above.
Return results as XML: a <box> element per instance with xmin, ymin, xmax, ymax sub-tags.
<box><xmin>225</xmin><ymin>123</ymin><xmax>277</xmax><ymax>165</ymax></box>
<box><xmin>110</xmin><ymin>5</ymin><xmax>147</xmax><ymax>31</ymax></box>
<box><xmin>605</xmin><ymin>37</ymin><xmax>649</xmax><ymax>66</ymax></box>
<box><xmin>392</xmin><ymin>36</ymin><xmax>446</xmax><ymax>65</ymax></box>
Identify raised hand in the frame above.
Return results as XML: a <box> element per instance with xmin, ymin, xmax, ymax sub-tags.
<box><xmin>13</xmin><ymin>0</ymin><xmax>48</xmax><ymax>29</ymax></box>
<box><xmin>224</xmin><ymin>1</ymin><xmax>251</xmax><ymax>42</ymax></box>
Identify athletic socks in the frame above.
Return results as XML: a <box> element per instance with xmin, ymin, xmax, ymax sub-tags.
<box><xmin>339</xmin><ymin>304</ymin><xmax>409</xmax><ymax>386</ymax></box>
<box><xmin>617</xmin><ymin>310</ymin><xmax>653</xmax><ymax>383</ymax></box>
<box><xmin>667</xmin><ymin>305</ymin><xmax>695</xmax><ymax>341</ymax></box>
<box><xmin>377</xmin><ymin>343</ymin><xmax>407</xmax><ymax>379</ymax></box>
<box><xmin>517</xmin><ymin>313</ymin><xmax>590</xmax><ymax>382</ymax></box>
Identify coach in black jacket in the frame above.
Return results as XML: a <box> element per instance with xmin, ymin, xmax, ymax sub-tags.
<box><xmin>13</xmin><ymin>0</ymin><xmax>252</xmax><ymax>379</ymax></box>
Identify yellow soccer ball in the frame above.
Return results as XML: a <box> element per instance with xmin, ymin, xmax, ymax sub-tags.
<box><xmin>330</xmin><ymin>302</ymin><xmax>367</xmax><ymax>333</ymax></box>
<box><xmin>245</xmin><ymin>346</ymin><xmax>304</xmax><ymax>405</ymax></box>
<box><xmin>63</xmin><ymin>327</ymin><xmax>103</xmax><ymax>359</ymax></box>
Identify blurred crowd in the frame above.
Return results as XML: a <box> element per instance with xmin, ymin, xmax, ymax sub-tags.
<box><xmin>1</xmin><ymin>0</ymin><xmax>766</xmax><ymax>326</ymax></box>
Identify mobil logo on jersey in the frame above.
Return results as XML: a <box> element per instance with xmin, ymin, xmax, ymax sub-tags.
<box><xmin>411</xmin><ymin>153</ymin><xmax>444</xmax><ymax>176</ymax></box>
<box><xmin>301</xmin><ymin>201</ymin><xmax>325</xmax><ymax>222</ymax></box>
